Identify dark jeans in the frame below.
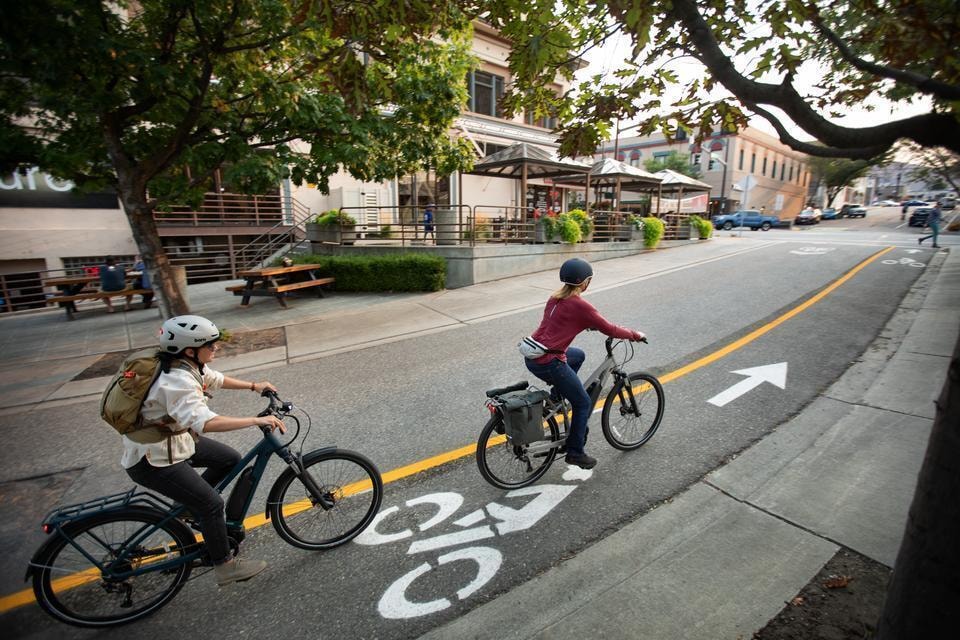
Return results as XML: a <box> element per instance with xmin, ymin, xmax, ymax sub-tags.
<box><xmin>524</xmin><ymin>347</ymin><xmax>590</xmax><ymax>455</ymax></box>
<box><xmin>126</xmin><ymin>436</ymin><xmax>241</xmax><ymax>565</ymax></box>
<box><xmin>920</xmin><ymin>221</ymin><xmax>941</xmax><ymax>246</ymax></box>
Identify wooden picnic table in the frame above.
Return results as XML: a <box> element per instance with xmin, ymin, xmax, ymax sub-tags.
<box><xmin>227</xmin><ymin>263</ymin><xmax>334</xmax><ymax>308</ymax></box>
<box><xmin>43</xmin><ymin>273</ymin><xmax>150</xmax><ymax>320</ymax></box>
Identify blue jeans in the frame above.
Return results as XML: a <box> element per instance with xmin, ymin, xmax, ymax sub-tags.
<box><xmin>126</xmin><ymin>437</ymin><xmax>241</xmax><ymax>565</ymax></box>
<box><xmin>920</xmin><ymin>221</ymin><xmax>940</xmax><ymax>246</ymax></box>
<box><xmin>524</xmin><ymin>347</ymin><xmax>590</xmax><ymax>455</ymax></box>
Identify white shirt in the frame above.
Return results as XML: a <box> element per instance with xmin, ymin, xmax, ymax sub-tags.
<box><xmin>120</xmin><ymin>364</ymin><xmax>224</xmax><ymax>469</ymax></box>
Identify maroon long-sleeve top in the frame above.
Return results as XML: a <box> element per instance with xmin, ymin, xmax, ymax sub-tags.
<box><xmin>530</xmin><ymin>295</ymin><xmax>638</xmax><ymax>364</ymax></box>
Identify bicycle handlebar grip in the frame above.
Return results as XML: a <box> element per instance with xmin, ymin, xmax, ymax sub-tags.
<box><xmin>640</xmin><ymin>337</ymin><xmax>648</xmax><ymax>344</ymax></box>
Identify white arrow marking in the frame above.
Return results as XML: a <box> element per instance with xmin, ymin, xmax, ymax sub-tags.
<box><xmin>904</xmin><ymin>249</ymin><xmax>922</xmax><ymax>254</ymax></box>
<box><xmin>707</xmin><ymin>363</ymin><xmax>788</xmax><ymax>407</ymax></box>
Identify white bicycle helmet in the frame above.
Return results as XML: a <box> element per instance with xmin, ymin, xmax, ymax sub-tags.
<box><xmin>159</xmin><ymin>315</ymin><xmax>221</xmax><ymax>354</ymax></box>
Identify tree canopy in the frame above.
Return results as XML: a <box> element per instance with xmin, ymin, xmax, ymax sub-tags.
<box><xmin>643</xmin><ymin>150</ymin><xmax>702</xmax><ymax>179</ymax></box>
<box><xmin>806</xmin><ymin>155</ymin><xmax>874</xmax><ymax>207</ymax></box>
<box><xmin>0</xmin><ymin>0</ymin><xmax>479</xmax><ymax>314</ymax></box>
<box><xmin>486</xmin><ymin>0</ymin><xmax>959</xmax><ymax>160</ymax></box>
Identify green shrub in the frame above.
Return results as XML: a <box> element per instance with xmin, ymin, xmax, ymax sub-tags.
<box><xmin>462</xmin><ymin>221</ymin><xmax>492</xmax><ymax>241</ymax></box>
<box><xmin>689</xmin><ymin>215</ymin><xmax>713</xmax><ymax>239</ymax></box>
<box><xmin>294</xmin><ymin>254</ymin><xmax>445</xmax><ymax>291</ymax></box>
<box><xmin>557</xmin><ymin>216</ymin><xmax>582</xmax><ymax>243</ymax></box>
<box><xmin>567</xmin><ymin>209</ymin><xmax>594</xmax><ymax>238</ymax></box>
<box><xmin>642</xmin><ymin>216</ymin><xmax>665</xmax><ymax>248</ymax></box>
<box><xmin>312</xmin><ymin>209</ymin><xmax>357</xmax><ymax>226</ymax></box>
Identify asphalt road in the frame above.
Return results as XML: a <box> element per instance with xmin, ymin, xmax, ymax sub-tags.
<box><xmin>2</xmin><ymin>212</ymin><xmax>938</xmax><ymax>638</ymax></box>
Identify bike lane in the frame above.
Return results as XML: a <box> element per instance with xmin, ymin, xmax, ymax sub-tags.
<box><xmin>3</xmin><ymin>242</ymin><xmax>933</xmax><ymax>638</ymax></box>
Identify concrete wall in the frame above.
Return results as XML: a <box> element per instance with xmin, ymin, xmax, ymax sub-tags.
<box><xmin>0</xmin><ymin>207</ymin><xmax>137</xmax><ymax>272</ymax></box>
<box><xmin>308</xmin><ymin>240</ymin><xmax>651</xmax><ymax>289</ymax></box>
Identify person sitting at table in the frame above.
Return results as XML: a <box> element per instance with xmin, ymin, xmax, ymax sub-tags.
<box><xmin>99</xmin><ymin>255</ymin><xmax>130</xmax><ymax>313</ymax></box>
<box><xmin>132</xmin><ymin>255</ymin><xmax>154</xmax><ymax>309</ymax></box>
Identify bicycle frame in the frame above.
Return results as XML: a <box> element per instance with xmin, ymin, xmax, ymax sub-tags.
<box><xmin>521</xmin><ymin>338</ymin><xmax>631</xmax><ymax>457</ymax></box>
<box><xmin>36</xmin><ymin>426</ymin><xmax>336</xmax><ymax>583</ymax></box>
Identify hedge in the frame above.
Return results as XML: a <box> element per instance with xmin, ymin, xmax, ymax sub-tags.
<box><xmin>289</xmin><ymin>254</ymin><xmax>446</xmax><ymax>292</ymax></box>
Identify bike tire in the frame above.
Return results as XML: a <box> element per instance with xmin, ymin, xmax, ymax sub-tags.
<box><xmin>30</xmin><ymin>506</ymin><xmax>195</xmax><ymax>628</ymax></box>
<box><xmin>476</xmin><ymin>412</ymin><xmax>560</xmax><ymax>490</ymax></box>
<box><xmin>268</xmin><ymin>449</ymin><xmax>383</xmax><ymax>550</ymax></box>
<box><xmin>601</xmin><ymin>372</ymin><xmax>665</xmax><ymax>450</ymax></box>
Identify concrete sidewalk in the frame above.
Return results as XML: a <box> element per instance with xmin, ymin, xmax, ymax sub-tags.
<box><xmin>418</xmin><ymin>247</ymin><xmax>958</xmax><ymax>639</ymax></box>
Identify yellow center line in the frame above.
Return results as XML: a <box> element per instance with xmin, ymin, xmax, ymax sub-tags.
<box><xmin>0</xmin><ymin>245</ymin><xmax>893</xmax><ymax>615</ymax></box>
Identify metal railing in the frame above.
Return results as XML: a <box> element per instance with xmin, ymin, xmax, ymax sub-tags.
<box><xmin>155</xmin><ymin>193</ymin><xmax>296</xmax><ymax>226</ymax></box>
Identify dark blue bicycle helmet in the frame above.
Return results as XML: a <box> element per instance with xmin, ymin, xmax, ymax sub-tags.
<box><xmin>559</xmin><ymin>258</ymin><xmax>593</xmax><ymax>285</ymax></box>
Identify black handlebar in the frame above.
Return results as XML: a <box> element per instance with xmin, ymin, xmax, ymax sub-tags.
<box><xmin>257</xmin><ymin>389</ymin><xmax>292</xmax><ymax>418</ymax></box>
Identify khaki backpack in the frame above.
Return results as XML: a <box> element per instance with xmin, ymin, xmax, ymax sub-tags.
<box><xmin>100</xmin><ymin>349</ymin><xmax>202</xmax><ymax>447</ymax></box>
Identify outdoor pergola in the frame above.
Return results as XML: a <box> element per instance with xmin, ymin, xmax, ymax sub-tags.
<box><xmin>464</xmin><ymin>142</ymin><xmax>591</xmax><ymax>220</ymax></box>
<box><xmin>555</xmin><ymin>158</ymin><xmax>663</xmax><ymax>210</ymax></box>
<box><xmin>652</xmin><ymin>169</ymin><xmax>712</xmax><ymax>215</ymax></box>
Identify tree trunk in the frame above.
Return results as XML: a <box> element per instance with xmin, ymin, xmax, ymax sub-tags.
<box><xmin>117</xmin><ymin>192</ymin><xmax>190</xmax><ymax>318</ymax></box>
<box><xmin>878</xmin><ymin>333</ymin><xmax>960</xmax><ymax>635</ymax></box>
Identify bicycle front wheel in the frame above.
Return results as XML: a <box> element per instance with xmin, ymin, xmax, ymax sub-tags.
<box><xmin>31</xmin><ymin>507</ymin><xmax>195</xmax><ymax>628</ymax></box>
<box><xmin>268</xmin><ymin>449</ymin><xmax>383</xmax><ymax>550</ymax></box>
<box><xmin>601</xmin><ymin>372</ymin><xmax>665</xmax><ymax>450</ymax></box>
<box><xmin>476</xmin><ymin>413</ymin><xmax>560</xmax><ymax>490</ymax></box>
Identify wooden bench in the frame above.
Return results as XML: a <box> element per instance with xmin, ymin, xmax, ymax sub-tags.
<box><xmin>48</xmin><ymin>289</ymin><xmax>154</xmax><ymax>320</ymax></box>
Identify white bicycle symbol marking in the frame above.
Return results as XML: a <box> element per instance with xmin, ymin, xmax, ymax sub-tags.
<box><xmin>357</xmin><ymin>469</ymin><xmax>592</xmax><ymax>619</ymax></box>
<box><xmin>881</xmin><ymin>257</ymin><xmax>925</xmax><ymax>267</ymax></box>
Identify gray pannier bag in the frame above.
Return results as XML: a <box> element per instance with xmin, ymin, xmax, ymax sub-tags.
<box><xmin>499</xmin><ymin>387</ymin><xmax>551</xmax><ymax>445</ymax></box>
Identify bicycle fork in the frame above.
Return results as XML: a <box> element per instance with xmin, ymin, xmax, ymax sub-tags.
<box><xmin>279</xmin><ymin>449</ymin><xmax>336</xmax><ymax>511</ymax></box>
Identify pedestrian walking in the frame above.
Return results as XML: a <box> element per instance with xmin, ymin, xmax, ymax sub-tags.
<box><xmin>423</xmin><ymin>204</ymin><xmax>435</xmax><ymax>243</ymax></box>
<box><xmin>918</xmin><ymin>204</ymin><xmax>942</xmax><ymax>248</ymax></box>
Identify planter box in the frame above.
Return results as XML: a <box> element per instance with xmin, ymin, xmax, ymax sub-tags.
<box><xmin>306</xmin><ymin>222</ymin><xmax>356</xmax><ymax>245</ymax></box>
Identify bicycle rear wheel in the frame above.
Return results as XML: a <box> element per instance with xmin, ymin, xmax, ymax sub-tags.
<box><xmin>268</xmin><ymin>449</ymin><xmax>383</xmax><ymax>550</ymax></box>
<box><xmin>601</xmin><ymin>372</ymin><xmax>664</xmax><ymax>450</ymax></box>
<box><xmin>30</xmin><ymin>507</ymin><xmax>195</xmax><ymax>628</ymax></box>
<box><xmin>476</xmin><ymin>413</ymin><xmax>560</xmax><ymax>490</ymax></box>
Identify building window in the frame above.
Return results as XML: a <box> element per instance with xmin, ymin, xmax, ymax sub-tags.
<box><xmin>780</xmin><ymin>163</ymin><xmax>786</xmax><ymax>181</ymax></box>
<box><xmin>675</xmin><ymin>129</ymin><xmax>688</xmax><ymax>141</ymax></box>
<box><xmin>762</xmin><ymin>157</ymin><xmax>768</xmax><ymax>176</ymax></box>
<box><xmin>789</xmin><ymin>165</ymin><xmax>793</xmax><ymax>181</ymax></box>
<box><xmin>750</xmin><ymin>153</ymin><xmax>756</xmax><ymax>173</ymax></box>
<box><xmin>772</xmin><ymin>161</ymin><xmax>777</xmax><ymax>179</ymax></box>
<box><xmin>739</xmin><ymin>149</ymin><xmax>745</xmax><ymax>170</ymax></box>
<box><xmin>525</xmin><ymin>111</ymin><xmax>557</xmax><ymax>129</ymax></box>
<box><xmin>630</xmin><ymin>150</ymin><xmax>641</xmax><ymax>167</ymax></box>
<box><xmin>653</xmin><ymin>151</ymin><xmax>671</xmax><ymax>162</ymax></box>
<box><xmin>482</xmin><ymin>142</ymin><xmax>508</xmax><ymax>157</ymax></box>
<box><xmin>690</xmin><ymin>153</ymin><xmax>701</xmax><ymax>167</ymax></box>
<box><xmin>467</xmin><ymin>70</ymin><xmax>505</xmax><ymax>118</ymax></box>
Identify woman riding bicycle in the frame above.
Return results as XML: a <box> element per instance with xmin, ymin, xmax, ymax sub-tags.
<box><xmin>122</xmin><ymin>315</ymin><xmax>285</xmax><ymax>586</ymax></box>
<box><xmin>524</xmin><ymin>258</ymin><xmax>645</xmax><ymax>469</ymax></box>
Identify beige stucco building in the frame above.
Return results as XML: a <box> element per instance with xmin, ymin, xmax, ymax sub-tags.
<box><xmin>598</xmin><ymin>126</ymin><xmax>812</xmax><ymax>218</ymax></box>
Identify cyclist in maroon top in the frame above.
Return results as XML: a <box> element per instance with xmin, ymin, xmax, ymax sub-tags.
<box><xmin>525</xmin><ymin>258</ymin><xmax>645</xmax><ymax>469</ymax></box>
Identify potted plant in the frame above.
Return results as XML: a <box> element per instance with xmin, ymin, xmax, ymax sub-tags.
<box><xmin>642</xmin><ymin>216</ymin><xmax>665</xmax><ymax>248</ymax></box>
<box><xmin>306</xmin><ymin>209</ymin><xmax>357</xmax><ymax>245</ymax></box>
<box><xmin>619</xmin><ymin>214</ymin><xmax>644</xmax><ymax>241</ymax></box>
<box><xmin>688</xmin><ymin>214</ymin><xmax>713</xmax><ymax>240</ymax></box>
<box><xmin>567</xmin><ymin>209</ymin><xmax>594</xmax><ymax>242</ymax></box>
<box><xmin>556</xmin><ymin>215</ymin><xmax>582</xmax><ymax>243</ymax></box>
<box><xmin>534</xmin><ymin>211</ymin><xmax>560</xmax><ymax>243</ymax></box>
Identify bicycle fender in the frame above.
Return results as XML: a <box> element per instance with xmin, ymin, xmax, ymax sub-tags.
<box><xmin>25</xmin><ymin>506</ymin><xmax>194</xmax><ymax>581</ymax></box>
<box><xmin>264</xmin><ymin>446</ymin><xmax>339</xmax><ymax>520</ymax></box>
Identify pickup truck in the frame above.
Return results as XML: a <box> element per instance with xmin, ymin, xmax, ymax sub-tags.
<box><xmin>711</xmin><ymin>209</ymin><xmax>780</xmax><ymax>231</ymax></box>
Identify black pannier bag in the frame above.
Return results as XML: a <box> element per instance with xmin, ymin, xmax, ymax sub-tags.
<box><xmin>499</xmin><ymin>388</ymin><xmax>550</xmax><ymax>445</ymax></box>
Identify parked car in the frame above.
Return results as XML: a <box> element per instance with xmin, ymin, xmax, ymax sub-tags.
<box><xmin>711</xmin><ymin>209</ymin><xmax>780</xmax><ymax>231</ymax></box>
<box><xmin>909</xmin><ymin>207</ymin><xmax>935</xmax><ymax>227</ymax></box>
<box><xmin>938</xmin><ymin>196</ymin><xmax>956</xmax><ymax>210</ymax></box>
<box><xmin>794</xmin><ymin>207</ymin><xmax>822</xmax><ymax>225</ymax></box>
<box><xmin>839</xmin><ymin>203</ymin><xmax>865</xmax><ymax>218</ymax></box>
<box><xmin>873</xmin><ymin>199</ymin><xmax>899</xmax><ymax>207</ymax></box>
<box><xmin>901</xmin><ymin>199</ymin><xmax>928</xmax><ymax>207</ymax></box>
<box><xmin>821</xmin><ymin>208</ymin><xmax>838</xmax><ymax>220</ymax></box>
<box><xmin>844</xmin><ymin>206</ymin><xmax>867</xmax><ymax>218</ymax></box>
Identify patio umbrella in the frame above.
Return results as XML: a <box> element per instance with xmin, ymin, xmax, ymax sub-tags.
<box><xmin>555</xmin><ymin>158</ymin><xmax>662</xmax><ymax>209</ymax></box>
<box><xmin>652</xmin><ymin>169</ymin><xmax>712</xmax><ymax>215</ymax></box>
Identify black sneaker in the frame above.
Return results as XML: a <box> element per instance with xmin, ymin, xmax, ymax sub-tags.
<box><xmin>564</xmin><ymin>452</ymin><xmax>597</xmax><ymax>469</ymax></box>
